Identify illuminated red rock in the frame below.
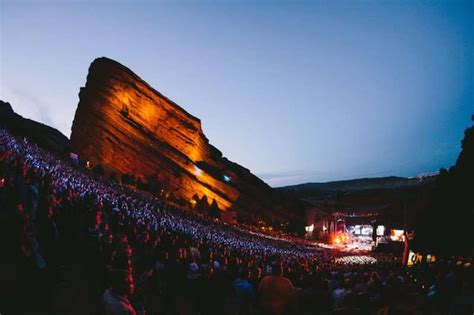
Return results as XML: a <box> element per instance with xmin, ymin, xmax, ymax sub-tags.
<box><xmin>70</xmin><ymin>57</ymin><xmax>301</xmax><ymax>218</ymax></box>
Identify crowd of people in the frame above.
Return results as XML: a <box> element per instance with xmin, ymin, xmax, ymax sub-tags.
<box><xmin>0</xmin><ymin>128</ymin><xmax>472</xmax><ymax>315</ymax></box>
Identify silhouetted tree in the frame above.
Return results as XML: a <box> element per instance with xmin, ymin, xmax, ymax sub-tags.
<box><xmin>121</xmin><ymin>173</ymin><xmax>129</xmax><ymax>184</ymax></box>
<box><xmin>190</xmin><ymin>194</ymin><xmax>200</xmax><ymax>210</ymax></box>
<box><xmin>413</xmin><ymin>115</ymin><xmax>474</xmax><ymax>256</ymax></box>
<box><xmin>177</xmin><ymin>198</ymin><xmax>187</xmax><ymax>207</ymax></box>
<box><xmin>109</xmin><ymin>172</ymin><xmax>118</xmax><ymax>182</ymax></box>
<box><xmin>209</xmin><ymin>199</ymin><xmax>221</xmax><ymax>219</ymax></box>
<box><xmin>197</xmin><ymin>195</ymin><xmax>210</xmax><ymax>214</ymax></box>
<box><xmin>92</xmin><ymin>164</ymin><xmax>104</xmax><ymax>177</ymax></box>
<box><xmin>286</xmin><ymin>219</ymin><xmax>306</xmax><ymax>236</ymax></box>
<box><xmin>168</xmin><ymin>193</ymin><xmax>178</xmax><ymax>203</ymax></box>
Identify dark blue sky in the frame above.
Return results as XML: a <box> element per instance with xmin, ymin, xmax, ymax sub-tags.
<box><xmin>1</xmin><ymin>0</ymin><xmax>473</xmax><ymax>186</ymax></box>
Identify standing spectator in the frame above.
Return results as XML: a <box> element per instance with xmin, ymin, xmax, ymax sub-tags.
<box><xmin>232</xmin><ymin>266</ymin><xmax>256</xmax><ymax>314</ymax></box>
<box><xmin>258</xmin><ymin>262</ymin><xmax>296</xmax><ymax>315</ymax></box>
<box><xmin>332</xmin><ymin>280</ymin><xmax>348</xmax><ymax>309</ymax></box>
<box><xmin>102</xmin><ymin>269</ymin><xmax>136</xmax><ymax>315</ymax></box>
<box><xmin>27</xmin><ymin>176</ymin><xmax>39</xmax><ymax>222</ymax></box>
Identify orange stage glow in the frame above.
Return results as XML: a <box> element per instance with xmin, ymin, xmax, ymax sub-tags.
<box><xmin>331</xmin><ymin>232</ymin><xmax>349</xmax><ymax>246</ymax></box>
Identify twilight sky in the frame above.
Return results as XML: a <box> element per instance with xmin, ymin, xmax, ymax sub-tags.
<box><xmin>1</xmin><ymin>0</ymin><xmax>473</xmax><ymax>187</ymax></box>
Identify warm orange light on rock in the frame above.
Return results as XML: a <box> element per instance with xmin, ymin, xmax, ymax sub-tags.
<box><xmin>71</xmin><ymin>57</ymin><xmax>294</xmax><ymax>216</ymax></box>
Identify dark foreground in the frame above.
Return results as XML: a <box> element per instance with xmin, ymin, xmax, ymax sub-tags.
<box><xmin>0</xmin><ymin>129</ymin><xmax>472</xmax><ymax>315</ymax></box>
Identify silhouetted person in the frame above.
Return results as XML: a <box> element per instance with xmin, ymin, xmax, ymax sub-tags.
<box><xmin>258</xmin><ymin>262</ymin><xmax>296</xmax><ymax>315</ymax></box>
<box><xmin>102</xmin><ymin>269</ymin><xmax>136</xmax><ymax>315</ymax></box>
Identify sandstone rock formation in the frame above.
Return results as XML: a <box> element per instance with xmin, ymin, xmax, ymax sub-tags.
<box><xmin>70</xmin><ymin>57</ymin><xmax>303</xmax><ymax>219</ymax></box>
<box><xmin>0</xmin><ymin>100</ymin><xmax>69</xmax><ymax>154</ymax></box>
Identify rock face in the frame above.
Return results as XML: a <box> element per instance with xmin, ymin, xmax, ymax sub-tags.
<box><xmin>70</xmin><ymin>57</ymin><xmax>302</xmax><ymax>218</ymax></box>
<box><xmin>0</xmin><ymin>100</ymin><xmax>69</xmax><ymax>154</ymax></box>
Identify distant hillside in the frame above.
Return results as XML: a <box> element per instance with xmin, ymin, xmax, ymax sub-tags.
<box><xmin>279</xmin><ymin>175</ymin><xmax>437</xmax><ymax>193</ymax></box>
<box><xmin>278</xmin><ymin>175</ymin><xmax>437</xmax><ymax>229</ymax></box>
<box><xmin>0</xmin><ymin>100</ymin><xmax>70</xmax><ymax>154</ymax></box>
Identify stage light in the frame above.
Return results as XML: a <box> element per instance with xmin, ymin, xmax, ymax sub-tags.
<box><xmin>390</xmin><ymin>229</ymin><xmax>405</xmax><ymax>242</ymax></box>
<box><xmin>223</xmin><ymin>175</ymin><xmax>231</xmax><ymax>183</ymax></box>
<box><xmin>376</xmin><ymin>225</ymin><xmax>385</xmax><ymax>236</ymax></box>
